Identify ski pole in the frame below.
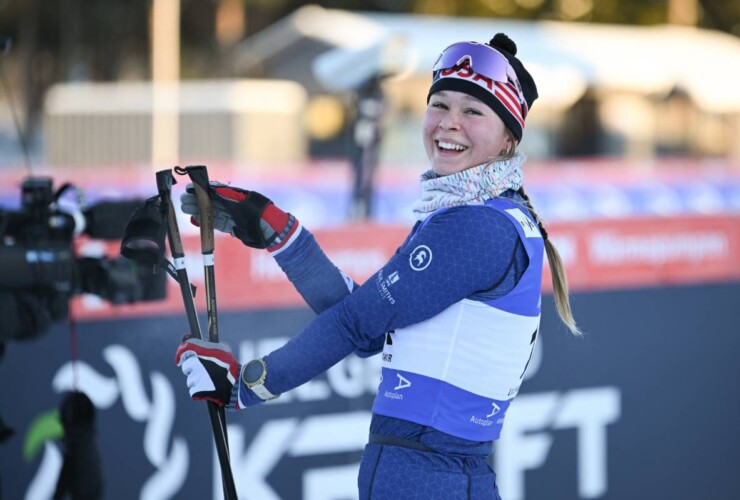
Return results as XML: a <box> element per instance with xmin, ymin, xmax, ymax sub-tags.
<box><xmin>156</xmin><ymin>168</ymin><xmax>238</xmax><ymax>500</ymax></box>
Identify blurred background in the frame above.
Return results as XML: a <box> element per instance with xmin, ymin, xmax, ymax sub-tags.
<box><xmin>0</xmin><ymin>1</ymin><xmax>739</xmax><ymax>499</ymax></box>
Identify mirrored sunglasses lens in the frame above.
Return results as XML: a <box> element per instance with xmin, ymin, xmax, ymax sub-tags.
<box><xmin>433</xmin><ymin>43</ymin><xmax>508</xmax><ymax>81</ymax></box>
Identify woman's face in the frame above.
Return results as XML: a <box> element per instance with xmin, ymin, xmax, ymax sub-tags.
<box><xmin>422</xmin><ymin>90</ymin><xmax>513</xmax><ymax>176</ymax></box>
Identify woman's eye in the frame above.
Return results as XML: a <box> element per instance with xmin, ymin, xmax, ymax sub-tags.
<box><xmin>431</xmin><ymin>102</ymin><xmax>448</xmax><ymax>109</ymax></box>
<box><xmin>465</xmin><ymin>108</ymin><xmax>483</xmax><ymax>115</ymax></box>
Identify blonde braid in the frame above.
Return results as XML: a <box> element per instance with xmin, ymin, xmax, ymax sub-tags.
<box><xmin>517</xmin><ymin>186</ymin><xmax>582</xmax><ymax>336</ymax></box>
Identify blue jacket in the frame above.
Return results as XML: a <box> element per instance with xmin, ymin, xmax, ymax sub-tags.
<box><xmin>238</xmin><ymin>191</ymin><xmax>543</xmax><ymax>452</ymax></box>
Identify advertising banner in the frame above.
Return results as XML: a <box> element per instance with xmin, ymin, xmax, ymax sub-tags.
<box><xmin>1</xmin><ymin>281</ymin><xmax>738</xmax><ymax>499</ymax></box>
<box><xmin>71</xmin><ymin>214</ymin><xmax>740</xmax><ymax>320</ymax></box>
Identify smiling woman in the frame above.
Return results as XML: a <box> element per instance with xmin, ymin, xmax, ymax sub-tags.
<box><xmin>173</xmin><ymin>32</ymin><xmax>580</xmax><ymax>500</ymax></box>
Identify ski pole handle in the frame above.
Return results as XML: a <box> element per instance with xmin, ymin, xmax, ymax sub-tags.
<box><xmin>176</xmin><ymin>165</ymin><xmax>220</xmax><ymax>342</ymax></box>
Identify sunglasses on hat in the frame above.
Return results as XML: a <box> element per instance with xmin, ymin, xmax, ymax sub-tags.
<box><xmin>432</xmin><ymin>42</ymin><xmax>511</xmax><ymax>82</ymax></box>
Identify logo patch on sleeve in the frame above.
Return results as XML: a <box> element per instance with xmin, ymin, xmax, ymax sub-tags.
<box><xmin>409</xmin><ymin>245</ymin><xmax>433</xmax><ymax>271</ymax></box>
<box><xmin>505</xmin><ymin>208</ymin><xmax>541</xmax><ymax>238</ymax></box>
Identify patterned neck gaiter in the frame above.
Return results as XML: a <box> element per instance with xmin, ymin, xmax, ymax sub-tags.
<box><xmin>412</xmin><ymin>152</ymin><xmax>525</xmax><ymax>221</ymax></box>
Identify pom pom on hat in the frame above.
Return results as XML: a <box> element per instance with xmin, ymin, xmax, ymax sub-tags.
<box><xmin>490</xmin><ymin>33</ymin><xmax>518</xmax><ymax>55</ymax></box>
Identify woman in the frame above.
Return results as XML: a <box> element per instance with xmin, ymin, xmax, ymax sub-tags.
<box><xmin>176</xmin><ymin>33</ymin><xmax>580</xmax><ymax>499</ymax></box>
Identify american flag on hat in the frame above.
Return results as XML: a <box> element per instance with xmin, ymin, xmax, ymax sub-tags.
<box><xmin>495</xmin><ymin>71</ymin><xmax>528</xmax><ymax>128</ymax></box>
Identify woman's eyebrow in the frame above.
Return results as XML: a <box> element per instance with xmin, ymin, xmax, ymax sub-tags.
<box><xmin>461</xmin><ymin>94</ymin><xmax>484</xmax><ymax>104</ymax></box>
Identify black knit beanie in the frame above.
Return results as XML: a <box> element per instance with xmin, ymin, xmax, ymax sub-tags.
<box><xmin>427</xmin><ymin>33</ymin><xmax>538</xmax><ymax>142</ymax></box>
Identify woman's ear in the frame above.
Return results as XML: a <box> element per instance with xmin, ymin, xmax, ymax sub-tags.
<box><xmin>499</xmin><ymin>132</ymin><xmax>516</xmax><ymax>156</ymax></box>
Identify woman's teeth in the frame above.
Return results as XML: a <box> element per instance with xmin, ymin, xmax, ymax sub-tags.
<box><xmin>437</xmin><ymin>141</ymin><xmax>466</xmax><ymax>151</ymax></box>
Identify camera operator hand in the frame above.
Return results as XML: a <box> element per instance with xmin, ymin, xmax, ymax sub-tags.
<box><xmin>180</xmin><ymin>182</ymin><xmax>299</xmax><ymax>251</ymax></box>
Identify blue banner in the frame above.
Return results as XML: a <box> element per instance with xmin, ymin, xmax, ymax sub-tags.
<box><xmin>1</xmin><ymin>282</ymin><xmax>738</xmax><ymax>499</ymax></box>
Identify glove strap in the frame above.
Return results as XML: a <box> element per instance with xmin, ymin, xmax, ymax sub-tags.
<box><xmin>267</xmin><ymin>214</ymin><xmax>300</xmax><ymax>254</ymax></box>
<box><xmin>227</xmin><ymin>379</ymin><xmax>241</xmax><ymax>411</ymax></box>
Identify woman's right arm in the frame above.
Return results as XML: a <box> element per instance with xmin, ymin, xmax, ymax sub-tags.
<box><xmin>270</xmin><ymin>226</ymin><xmax>387</xmax><ymax>358</ymax></box>
<box><xmin>180</xmin><ymin>182</ymin><xmax>389</xmax><ymax>357</ymax></box>
<box><xmin>270</xmin><ymin>225</ymin><xmax>356</xmax><ymax>314</ymax></box>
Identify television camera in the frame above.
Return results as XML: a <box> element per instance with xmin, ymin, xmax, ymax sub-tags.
<box><xmin>0</xmin><ymin>176</ymin><xmax>166</xmax><ymax>345</ymax></box>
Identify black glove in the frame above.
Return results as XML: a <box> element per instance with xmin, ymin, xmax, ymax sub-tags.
<box><xmin>175</xmin><ymin>338</ymin><xmax>241</xmax><ymax>409</ymax></box>
<box><xmin>180</xmin><ymin>182</ymin><xmax>298</xmax><ymax>250</ymax></box>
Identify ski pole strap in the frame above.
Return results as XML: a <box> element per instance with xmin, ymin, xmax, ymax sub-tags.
<box><xmin>120</xmin><ymin>195</ymin><xmax>167</xmax><ymax>266</ymax></box>
<box><xmin>368</xmin><ymin>434</ymin><xmax>434</xmax><ymax>453</ymax></box>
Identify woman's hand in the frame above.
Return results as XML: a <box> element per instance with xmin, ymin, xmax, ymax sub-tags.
<box><xmin>175</xmin><ymin>338</ymin><xmax>241</xmax><ymax>409</ymax></box>
<box><xmin>180</xmin><ymin>182</ymin><xmax>297</xmax><ymax>249</ymax></box>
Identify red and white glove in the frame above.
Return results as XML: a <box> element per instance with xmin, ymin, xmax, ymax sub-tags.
<box><xmin>180</xmin><ymin>182</ymin><xmax>299</xmax><ymax>251</ymax></box>
<box><xmin>175</xmin><ymin>338</ymin><xmax>240</xmax><ymax>409</ymax></box>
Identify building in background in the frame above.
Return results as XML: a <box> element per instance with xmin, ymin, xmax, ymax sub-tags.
<box><xmin>7</xmin><ymin>6</ymin><xmax>736</xmax><ymax>171</ymax></box>
<box><xmin>43</xmin><ymin>79</ymin><xmax>308</xmax><ymax>168</ymax></box>
<box><xmin>227</xmin><ymin>6</ymin><xmax>740</xmax><ymax>165</ymax></box>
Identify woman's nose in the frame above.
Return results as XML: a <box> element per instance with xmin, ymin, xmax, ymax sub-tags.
<box><xmin>438</xmin><ymin>112</ymin><xmax>461</xmax><ymax>130</ymax></box>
